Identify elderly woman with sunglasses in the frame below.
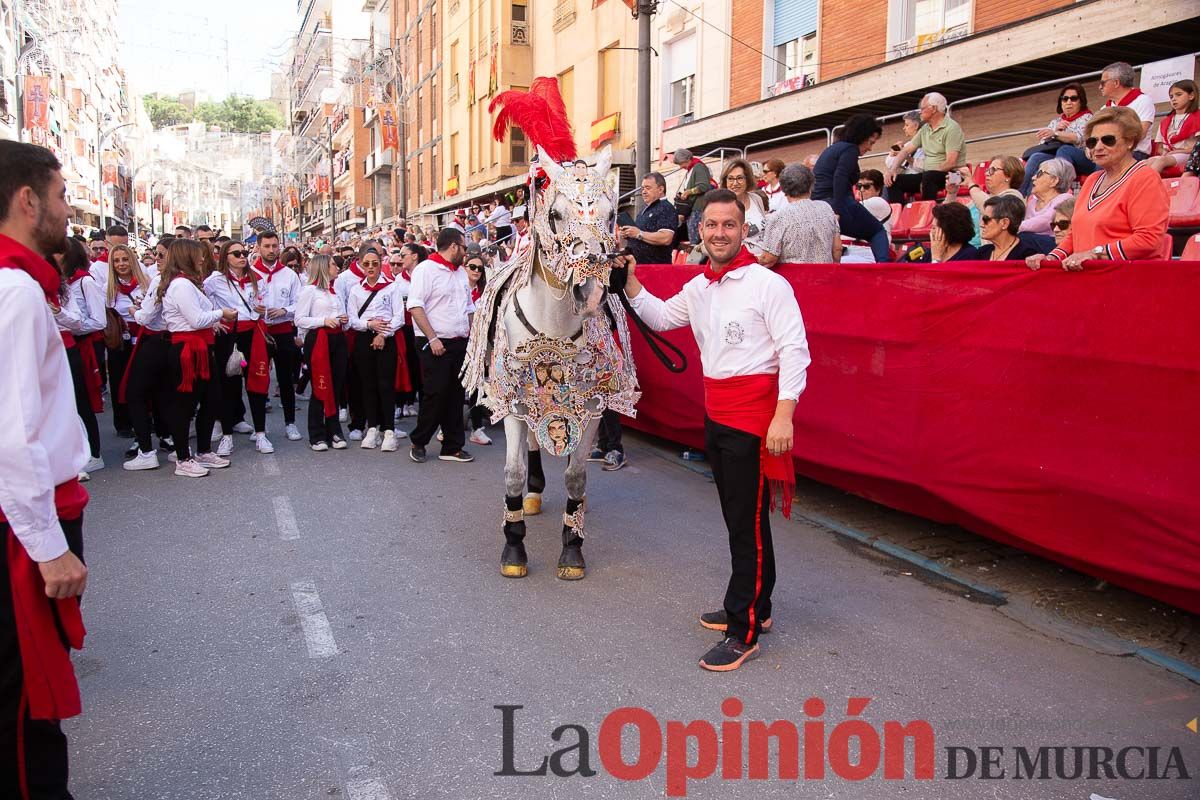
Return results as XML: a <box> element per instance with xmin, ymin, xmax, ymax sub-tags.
<box><xmin>959</xmin><ymin>155</ymin><xmax>1024</xmax><ymax>214</ymax></box>
<box><xmin>1027</xmin><ymin>107</ymin><xmax>1169</xmax><ymax>271</ymax></box>
<box><xmin>1018</xmin><ymin>83</ymin><xmax>1093</xmax><ymax>195</ymax></box>
<box><xmin>976</xmin><ymin>195</ymin><xmax>1042</xmax><ymax>261</ymax></box>
<box><xmin>1019</xmin><ymin>158</ymin><xmax>1075</xmax><ymax>235</ymax></box>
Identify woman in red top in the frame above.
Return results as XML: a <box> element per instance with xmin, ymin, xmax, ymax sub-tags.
<box><xmin>1027</xmin><ymin>107</ymin><xmax>1170</xmax><ymax>270</ymax></box>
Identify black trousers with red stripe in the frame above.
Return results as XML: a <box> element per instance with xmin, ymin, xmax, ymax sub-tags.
<box><xmin>705</xmin><ymin>418</ymin><xmax>776</xmax><ymax>646</ymax></box>
<box><xmin>1</xmin><ymin>518</ymin><xmax>84</xmax><ymax>800</ymax></box>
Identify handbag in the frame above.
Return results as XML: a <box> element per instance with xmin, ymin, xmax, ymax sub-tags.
<box><xmin>229</xmin><ymin>276</ymin><xmax>277</xmax><ymax>354</ymax></box>
<box><xmin>1022</xmin><ymin>139</ymin><xmax>1062</xmax><ymax>160</ymax></box>
<box><xmin>225</xmin><ymin>344</ymin><xmax>244</xmax><ymax>376</ymax></box>
<box><xmin>103</xmin><ymin>308</ymin><xmax>127</xmax><ymax>350</ymax></box>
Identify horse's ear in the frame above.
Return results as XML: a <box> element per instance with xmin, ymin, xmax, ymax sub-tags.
<box><xmin>594</xmin><ymin>145</ymin><xmax>613</xmax><ymax>178</ymax></box>
<box><xmin>537</xmin><ymin>147</ymin><xmax>565</xmax><ymax>182</ymax></box>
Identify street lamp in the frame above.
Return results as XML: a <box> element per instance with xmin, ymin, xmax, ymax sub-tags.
<box><xmin>97</xmin><ymin>115</ymin><xmax>134</xmax><ymax>231</ymax></box>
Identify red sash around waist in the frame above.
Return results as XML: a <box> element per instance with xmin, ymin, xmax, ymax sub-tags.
<box><xmin>173</xmin><ymin>329</ymin><xmax>215</xmax><ymax>392</ymax></box>
<box><xmin>310</xmin><ymin>328</ymin><xmax>339</xmax><ymax>418</ymax></box>
<box><xmin>266</xmin><ymin>321</ymin><xmax>295</xmax><ymax>336</ymax></box>
<box><xmin>703</xmin><ymin>373</ymin><xmax>794</xmax><ymax>518</ymax></box>
<box><xmin>77</xmin><ymin>332</ymin><xmax>104</xmax><ymax>413</ymax></box>
<box><xmin>235</xmin><ymin>320</ymin><xmax>272</xmax><ymax>395</ymax></box>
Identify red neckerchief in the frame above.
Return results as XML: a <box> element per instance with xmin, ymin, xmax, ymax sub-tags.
<box><xmin>0</xmin><ymin>233</ymin><xmax>61</xmax><ymax>304</ymax></box>
<box><xmin>1159</xmin><ymin>110</ymin><xmax>1200</xmax><ymax>148</ymax></box>
<box><xmin>115</xmin><ymin>277</ymin><xmax>139</xmax><ymax>296</ymax></box>
<box><xmin>67</xmin><ymin>269</ymin><xmax>90</xmax><ymax>285</ymax></box>
<box><xmin>314</xmin><ymin>279</ymin><xmax>336</xmax><ymax>294</ymax></box>
<box><xmin>251</xmin><ymin>257</ymin><xmax>286</xmax><ymax>282</ymax></box>
<box><xmin>361</xmin><ymin>273</ymin><xmax>392</xmax><ymax>290</ymax></box>
<box><xmin>1109</xmin><ymin>88</ymin><xmax>1145</xmax><ymax>108</ymax></box>
<box><xmin>429</xmin><ymin>251</ymin><xmax>459</xmax><ymax>272</ymax></box>
<box><xmin>93</xmin><ymin>250</ymin><xmax>108</xmax><ymax>263</ymax></box>
<box><xmin>229</xmin><ymin>270</ymin><xmax>255</xmax><ymax>289</ymax></box>
<box><xmin>1059</xmin><ymin>108</ymin><xmax>1091</xmax><ymax>122</ymax></box>
<box><xmin>471</xmin><ymin>285</ymin><xmax>482</xmax><ymax>303</ymax></box>
<box><xmin>703</xmin><ymin>247</ymin><xmax>758</xmax><ymax>285</ymax></box>
<box><xmin>688</xmin><ymin>157</ymin><xmax>704</xmax><ymax>170</ymax></box>
<box><xmin>348</xmin><ymin>261</ymin><xmax>365</xmax><ymax>279</ymax></box>
<box><xmin>763</xmin><ymin>183</ymin><xmax>782</xmax><ymax>196</ymax></box>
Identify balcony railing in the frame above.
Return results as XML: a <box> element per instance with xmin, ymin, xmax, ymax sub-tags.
<box><xmin>449</xmin><ymin>78</ymin><xmax>460</xmax><ymax>104</ymax></box>
<box><xmin>553</xmin><ymin>0</ymin><xmax>575</xmax><ymax>31</ymax></box>
<box><xmin>511</xmin><ymin>19</ymin><xmax>529</xmax><ymax>46</ymax></box>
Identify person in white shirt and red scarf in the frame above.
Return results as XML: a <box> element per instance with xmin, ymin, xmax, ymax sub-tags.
<box><xmin>0</xmin><ymin>140</ymin><xmax>91</xmax><ymax>800</ymax></box>
<box><xmin>406</xmin><ymin>228</ymin><xmax>476</xmax><ymax>464</ymax></box>
<box><xmin>624</xmin><ymin>188</ymin><xmax>811</xmax><ymax>672</ymax></box>
<box><xmin>249</xmin><ymin>230</ymin><xmax>304</xmax><ymax>442</ymax></box>
<box><xmin>346</xmin><ymin>245</ymin><xmax>410</xmax><ymax>452</ymax></box>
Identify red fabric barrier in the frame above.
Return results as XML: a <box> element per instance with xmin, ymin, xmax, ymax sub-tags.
<box><xmin>625</xmin><ymin>261</ymin><xmax>1200</xmax><ymax>613</ymax></box>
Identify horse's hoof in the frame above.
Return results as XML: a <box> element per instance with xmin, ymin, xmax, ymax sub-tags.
<box><xmin>556</xmin><ymin>565</ymin><xmax>585</xmax><ymax>581</ymax></box>
<box><xmin>523</xmin><ymin>494</ymin><xmax>542</xmax><ymax>515</ymax></box>
<box><xmin>501</xmin><ymin>563</ymin><xmax>529</xmax><ymax>578</ymax></box>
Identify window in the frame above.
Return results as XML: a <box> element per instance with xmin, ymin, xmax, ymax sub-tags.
<box><xmin>417</xmin><ymin>88</ymin><xmax>422</xmax><ymax>133</ymax></box>
<box><xmin>512</xmin><ymin>1</ymin><xmax>526</xmax><ymax>21</ymax></box>
<box><xmin>430</xmin><ymin>150</ymin><xmax>437</xmax><ymax>198</ymax></box>
<box><xmin>431</xmin><ymin>76</ymin><xmax>437</xmax><ymax>125</ymax></box>
<box><xmin>511</xmin><ymin>2</ymin><xmax>529</xmax><ymax>45</ymax></box>
<box><xmin>511</xmin><ymin>128</ymin><xmax>527</xmax><ymax>164</ymax></box>
<box><xmin>417</xmin><ymin>154</ymin><xmax>423</xmax><ymax>203</ymax></box>
<box><xmin>891</xmin><ymin>0</ymin><xmax>972</xmax><ymax>56</ymax></box>
<box><xmin>664</xmin><ymin>34</ymin><xmax>696</xmax><ymax>118</ymax></box>
<box><xmin>774</xmin><ymin>33</ymin><xmax>817</xmax><ymax>86</ymax></box>
<box><xmin>558</xmin><ymin>68</ymin><xmax>574</xmax><ymax>123</ymax></box>
<box><xmin>599</xmin><ymin>45</ymin><xmax>621</xmax><ymax>118</ymax></box>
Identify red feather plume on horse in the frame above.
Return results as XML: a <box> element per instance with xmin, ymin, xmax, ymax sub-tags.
<box><xmin>489</xmin><ymin>76</ymin><xmax>577</xmax><ymax>163</ymax></box>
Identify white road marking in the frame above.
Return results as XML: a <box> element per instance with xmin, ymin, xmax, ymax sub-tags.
<box><xmin>261</xmin><ymin>456</ymin><xmax>281</xmax><ymax>476</ymax></box>
<box><xmin>346</xmin><ymin>778</ymin><xmax>393</xmax><ymax>800</ymax></box>
<box><xmin>290</xmin><ymin>581</ymin><xmax>338</xmax><ymax>658</ymax></box>
<box><xmin>273</xmin><ymin>495</ymin><xmax>300</xmax><ymax>540</ymax></box>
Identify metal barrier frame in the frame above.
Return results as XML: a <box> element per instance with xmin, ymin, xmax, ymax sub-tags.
<box><xmin>617</xmin><ymin>146</ymin><xmax>744</xmax><ymax>206</ymax></box>
<box><xmin>743</xmin><ymin>127</ymin><xmax>833</xmax><ymax>160</ymax></box>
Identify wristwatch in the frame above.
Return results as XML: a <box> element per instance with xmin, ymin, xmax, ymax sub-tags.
<box><xmin>1092</xmin><ymin>245</ymin><xmax>1105</xmax><ymax>259</ymax></box>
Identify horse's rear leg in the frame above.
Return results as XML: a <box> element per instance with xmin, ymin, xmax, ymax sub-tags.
<box><xmin>502</xmin><ymin>417</ymin><xmax>530</xmax><ymax>578</ymax></box>
<box><xmin>524</xmin><ymin>425</ymin><xmax>546</xmax><ymax>515</ymax></box>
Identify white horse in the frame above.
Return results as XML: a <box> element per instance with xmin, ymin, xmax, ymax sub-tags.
<box><xmin>462</xmin><ymin>145</ymin><xmax>639</xmax><ymax>580</ymax></box>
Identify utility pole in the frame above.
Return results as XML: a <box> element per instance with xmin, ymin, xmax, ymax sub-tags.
<box><xmin>635</xmin><ymin>1</ymin><xmax>657</xmax><ymax>212</ymax></box>
<box><xmin>96</xmin><ymin>120</ymin><xmax>133</xmax><ymax>231</ymax></box>
<box><xmin>328</xmin><ymin>116</ymin><xmax>335</xmax><ymax>238</ymax></box>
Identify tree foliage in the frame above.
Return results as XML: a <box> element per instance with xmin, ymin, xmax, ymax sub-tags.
<box><xmin>141</xmin><ymin>93</ymin><xmax>285</xmax><ymax>133</ymax></box>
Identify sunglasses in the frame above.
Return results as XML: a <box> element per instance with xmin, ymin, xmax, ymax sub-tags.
<box><xmin>466</xmin><ymin>263</ymin><xmax>484</xmax><ymax>270</ymax></box>
<box><xmin>1050</xmin><ymin>219</ymin><xmax>1071</xmax><ymax>232</ymax></box>
<box><xmin>1084</xmin><ymin>134</ymin><xmax>1119</xmax><ymax>148</ymax></box>
<box><xmin>389</xmin><ymin>261</ymin><xmax>403</xmax><ymax>267</ymax></box>
<box><xmin>228</xmin><ymin>249</ymin><xmax>246</xmax><ymax>257</ymax></box>
<box><xmin>856</xmin><ymin>182</ymin><xmax>875</xmax><ymax>190</ymax></box>
<box><xmin>980</xmin><ymin>215</ymin><xmax>997</xmax><ymax>225</ymax></box>
<box><xmin>1059</xmin><ymin>94</ymin><xmax>1080</xmax><ymax>102</ymax></box>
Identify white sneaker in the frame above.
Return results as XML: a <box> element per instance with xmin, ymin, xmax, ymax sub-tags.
<box><xmin>470</xmin><ymin>428</ymin><xmax>493</xmax><ymax>446</ymax></box>
<box><xmin>216</xmin><ymin>435</ymin><xmax>234</xmax><ymax>456</ymax></box>
<box><xmin>175</xmin><ymin>459</ymin><xmax>209</xmax><ymax>478</ymax></box>
<box><xmin>348</xmin><ymin>429</ymin><xmax>363</xmax><ymax>441</ymax></box>
<box><xmin>232</xmin><ymin>421</ymin><xmax>254</xmax><ymax>434</ymax></box>
<box><xmin>394</xmin><ymin>407</ymin><xmax>402</xmax><ymax>421</ymax></box>
<box><xmin>77</xmin><ymin>471</ymin><xmax>90</xmax><ymax>482</ymax></box>
<box><xmin>436</xmin><ymin>430</ymin><xmax>443</xmax><ymax>443</ymax></box>
<box><xmin>392</xmin><ymin>428</ymin><xmax>408</xmax><ymax>439</ymax></box>
<box><xmin>166</xmin><ymin>452</ymin><xmax>178</xmax><ymax>463</ymax></box>
<box><xmin>83</xmin><ymin>455</ymin><xmax>105</xmax><ymax>473</ymax></box>
<box><xmin>339</xmin><ymin>408</ymin><xmax>349</xmax><ymax>423</ymax></box>
<box><xmin>405</xmin><ymin>404</ymin><xmax>417</xmax><ymax>417</ymax></box>
<box><xmin>361</xmin><ymin>427</ymin><xmax>379</xmax><ymax>449</ymax></box>
<box><xmin>211</xmin><ymin>422</ymin><xmax>223</xmax><ymax>441</ymax></box>
<box><xmin>195</xmin><ymin>452</ymin><xmax>230</xmax><ymax>469</ymax></box>
<box><xmin>285</xmin><ymin>423</ymin><xmax>302</xmax><ymax>441</ymax></box>
<box><xmin>381</xmin><ymin>430</ymin><xmax>397</xmax><ymax>452</ymax></box>
<box><xmin>311</xmin><ymin>441</ymin><xmax>329</xmax><ymax>452</ymax></box>
<box><xmin>123</xmin><ymin>451</ymin><xmax>160</xmax><ymax>471</ymax></box>
<box><xmin>331</xmin><ymin>436</ymin><xmax>348</xmax><ymax>450</ymax></box>
<box><xmin>255</xmin><ymin>433</ymin><xmax>275</xmax><ymax>454</ymax></box>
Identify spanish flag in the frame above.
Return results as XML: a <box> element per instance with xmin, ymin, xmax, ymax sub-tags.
<box><xmin>590</xmin><ymin>112</ymin><xmax>620</xmax><ymax>150</ymax></box>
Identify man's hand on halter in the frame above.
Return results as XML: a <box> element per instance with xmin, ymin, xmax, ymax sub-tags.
<box><xmin>619</xmin><ymin>254</ymin><xmax>641</xmax><ymax>299</ymax></box>
<box><xmin>39</xmin><ymin>550</ymin><xmax>88</xmax><ymax>598</ymax></box>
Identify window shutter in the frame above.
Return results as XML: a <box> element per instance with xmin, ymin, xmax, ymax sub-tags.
<box><xmin>773</xmin><ymin>0</ymin><xmax>818</xmax><ymax>48</ymax></box>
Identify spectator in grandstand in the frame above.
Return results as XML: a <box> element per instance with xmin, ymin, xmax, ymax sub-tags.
<box><xmin>720</xmin><ymin>158</ymin><xmax>769</xmax><ymax>255</ymax></box>
<box><xmin>884</xmin><ymin>93</ymin><xmax>966</xmax><ymax>202</ymax></box>
<box><xmin>1019</xmin><ymin>82</ymin><xmax>1093</xmax><ymax>195</ymax></box>
<box><xmin>619</xmin><ymin>172</ymin><xmax>678</xmax><ymax>266</ymax></box>
<box><xmin>673</xmin><ymin>148</ymin><xmax>714</xmax><ymax>244</ymax></box>
<box><xmin>759</xmin><ymin>164</ymin><xmax>841</xmax><ymax>266</ymax></box>
<box><xmin>1020</xmin><ymin>157</ymin><xmax>1076</xmax><ymax>235</ymax></box>
<box><xmin>1149</xmin><ymin>80</ymin><xmax>1199</xmax><ymax>175</ymax></box>
<box><xmin>885</xmin><ymin>111</ymin><xmax>925</xmax><ymax>175</ymax></box>
<box><xmin>961</xmin><ymin>155</ymin><xmax>1024</xmax><ymax>213</ymax></box>
<box><xmin>761</xmin><ymin>158</ymin><xmax>787</xmax><ymax>214</ymax></box>
<box><xmin>1186</xmin><ymin>140</ymin><xmax>1200</xmax><ymax>177</ymax></box>
<box><xmin>857</xmin><ymin>170</ymin><xmax>894</xmax><ymax>240</ymax></box>
<box><xmin>976</xmin><ymin>195</ymin><xmax>1041</xmax><ymax>261</ymax></box>
<box><xmin>1049</xmin><ymin>197</ymin><xmax>1076</xmax><ymax>249</ymax></box>
<box><xmin>1097</xmin><ymin>62</ymin><xmax>1156</xmax><ymax>159</ymax></box>
<box><xmin>1027</xmin><ymin>107</ymin><xmax>1170</xmax><ymax>270</ymax></box>
<box><xmin>898</xmin><ymin>202</ymin><xmax>978</xmax><ymax>263</ymax></box>
<box><xmin>813</xmin><ymin>114</ymin><xmax>890</xmax><ymax>263</ymax></box>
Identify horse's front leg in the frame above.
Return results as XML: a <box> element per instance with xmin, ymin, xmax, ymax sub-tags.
<box><xmin>557</xmin><ymin>417</ymin><xmax>600</xmax><ymax>581</ymax></box>
<box><xmin>502</xmin><ymin>416</ymin><xmax>530</xmax><ymax>578</ymax></box>
<box><xmin>524</xmin><ymin>424</ymin><xmax>545</xmax><ymax>515</ymax></box>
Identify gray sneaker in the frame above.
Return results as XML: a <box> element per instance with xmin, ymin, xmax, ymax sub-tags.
<box><xmin>602</xmin><ymin>450</ymin><xmax>626</xmax><ymax>471</ymax></box>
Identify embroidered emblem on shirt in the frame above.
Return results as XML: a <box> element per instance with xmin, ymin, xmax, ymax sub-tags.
<box><xmin>724</xmin><ymin>321</ymin><xmax>746</xmax><ymax>345</ymax></box>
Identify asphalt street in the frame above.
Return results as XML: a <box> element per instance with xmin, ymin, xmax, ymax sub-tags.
<box><xmin>66</xmin><ymin>405</ymin><xmax>1199</xmax><ymax>799</ymax></box>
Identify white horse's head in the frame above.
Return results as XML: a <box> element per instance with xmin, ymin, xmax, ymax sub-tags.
<box><xmin>532</xmin><ymin>145</ymin><xmax>616</xmax><ymax>317</ymax></box>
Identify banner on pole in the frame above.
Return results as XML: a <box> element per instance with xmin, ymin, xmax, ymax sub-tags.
<box><xmin>381</xmin><ymin>104</ymin><xmax>399</xmax><ymax>151</ymax></box>
<box><xmin>24</xmin><ymin>76</ymin><xmax>51</xmax><ymax>133</ymax></box>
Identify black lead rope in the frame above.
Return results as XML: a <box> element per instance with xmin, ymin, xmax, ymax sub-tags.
<box><xmin>615</xmin><ymin>289</ymin><xmax>689</xmax><ymax>374</ymax></box>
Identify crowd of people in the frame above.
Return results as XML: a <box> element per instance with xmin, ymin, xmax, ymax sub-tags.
<box><xmin>618</xmin><ymin>63</ymin><xmax>1190</xmax><ymax>269</ymax></box>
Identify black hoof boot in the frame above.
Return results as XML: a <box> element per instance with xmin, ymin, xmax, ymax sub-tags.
<box><xmin>502</xmin><ymin>495</ymin><xmax>528</xmax><ymax>578</ymax></box>
<box><xmin>556</xmin><ymin>497</ymin><xmax>586</xmax><ymax>580</ymax></box>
